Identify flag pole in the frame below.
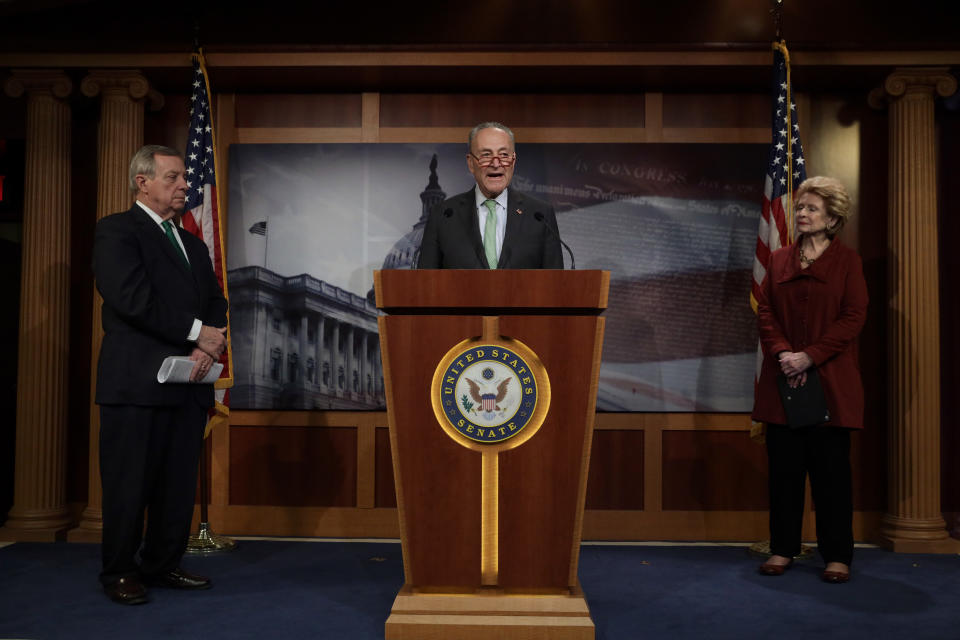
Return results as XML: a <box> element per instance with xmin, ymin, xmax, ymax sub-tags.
<box><xmin>750</xmin><ymin>0</ymin><xmax>813</xmax><ymax>562</ymax></box>
<box><xmin>769</xmin><ymin>0</ymin><xmax>783</xmax><ymax>40</ymax></box>
<box><xmin>185</xmin><ymin>34</ymin><xmax>236</xmax><ymax>554</ymax></box>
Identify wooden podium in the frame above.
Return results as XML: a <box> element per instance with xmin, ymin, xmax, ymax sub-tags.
<box><xmin>375</xmin><ymin>269</ymin><xmax>609</xmax><ymax>640</ymax></box>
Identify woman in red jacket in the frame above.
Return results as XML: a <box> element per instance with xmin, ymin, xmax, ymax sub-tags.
<box><xmin>753</xmin><ymin>176</ymin><xmax>868</xmax><ymax>584</ymax></box>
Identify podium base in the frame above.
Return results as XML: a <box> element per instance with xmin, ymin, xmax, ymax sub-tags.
<box><xmin>385</xmin><ymin>584</ymin><xmax>595</xmax><ymax>640</ymax></box>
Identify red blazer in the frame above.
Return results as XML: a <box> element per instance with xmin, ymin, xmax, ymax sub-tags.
<box><xmin>752</xmin><ymin>238</ymin><xmax>868</xmax><ymax>429</ymax></box>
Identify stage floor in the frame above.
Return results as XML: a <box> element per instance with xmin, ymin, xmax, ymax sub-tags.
<box><xmin>1</xmin><ymin>539</ymin><xmax>958</xmax><ymax>639</ymax></box>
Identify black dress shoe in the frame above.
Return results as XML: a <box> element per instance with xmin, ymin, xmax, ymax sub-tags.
<box><xmin>146</xmin><ymin>568</ymin><xmax>212</xmax><ymax>590</ymax></box>
<box><xmin>104</xmin><ymin>576</ymin><xmax>149</xmax><ymax>605</ymax></box>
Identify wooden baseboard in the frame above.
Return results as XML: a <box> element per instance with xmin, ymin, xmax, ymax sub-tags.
<box><xmin>187</xmin><ymin>506</ymin><xmax>884</xmax><ymax>542</ymax></box>
<box><xmin>0</xmin><ymin>526</ymin><xmax>68</xmax><ymax>542</ymax></box>
<box><xmin>44</xmin><ymin>505</ymin><xmax>886</xmax><ymax>543</ymax></box>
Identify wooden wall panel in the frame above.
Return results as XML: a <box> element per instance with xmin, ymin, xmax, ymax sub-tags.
<box><xmin>194</xmin><ymin>438</ymin><xmax>212</xmax><ymax>504</ymax></box>
<box><xmin>379</xmin><ymin>94</ymin><xmax>645</xmax><ymax>128</ymax></box>
<box><xmin>375</xmin><ymin>426</ymin><xmax>396</xmax><ymax>508</ymax></box>
<box><xmin>585</xmin><ymin>430</ymin><xmax>644</xmax><ymax>510</ymax></box>
<box><xmin>189</xmin><ymin>88</ymin><xmax>895</xmax><ymax>541</ymax></box>
<box><xmin>662</xmin><ymin>93</ymin><xmax>767</xmax><ymax>128</ymax></box>
<box><xmin>144</xmin><ymin>93</ymin><xmax>189</xmax><ymax>153</ymax></box>
<box><xmin>229</xmin><ymin>425</ymin><xmax>357</xmax><ymax>506</ymax></box>
<box><xmin>235</xmin><ymin>94</ymin><xmax>362</xmax><ymax>128</ymax></box>
<box><xmin>850</xmin><ymin>427</ymin><xmax>885</xmax><ymax>512</ymax></box>
<box><xmin>661</xmin><ymin>430</ymin><xmax>768</xmax><ymax>510</ymax></box>
<box><xmin>207</xmin><ymin>410</ymin><xmax>887</xmax><ymax>541</ymax></box>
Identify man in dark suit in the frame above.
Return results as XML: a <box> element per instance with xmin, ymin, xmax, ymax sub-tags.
<box><xmin>92</xmin><ymin>145</ymin><xmax>228</xmax><ymax>605</ymax></box>
<box><xmin>417</xmin><ymin>122</ymin><xmax>564</xmax><ymax>269</ymax></box>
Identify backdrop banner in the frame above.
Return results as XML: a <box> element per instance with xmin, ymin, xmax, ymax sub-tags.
<box><xmin>227</xmin><ymin>142</ymin><xmax>764</xmax><ymax>412</ymax></box>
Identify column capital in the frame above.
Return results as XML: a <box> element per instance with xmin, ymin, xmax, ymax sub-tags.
<box><xmin>869</xmin><ymin>66</ymin><xmax>957</xmax><ymax>108</ymax></box>
<box><xmin>80</xmin><ymin>69</ymin><xmax>149</xmax><ymax>99</ymax></box>
<box><xmin>4</xmin><ymin>69</ymin><xmax>72</xmax><ymax>99</ymax></box>
<box><xmin>80</xmin><ymin>69</ymin><xmax>164</xmax><ymax>110</ymax></box>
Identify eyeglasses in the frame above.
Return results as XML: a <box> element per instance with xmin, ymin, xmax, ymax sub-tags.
<box><xmin>469</xmin><ymin>152</ymin><xmax>516</xmax><ymax>168</ymax></box>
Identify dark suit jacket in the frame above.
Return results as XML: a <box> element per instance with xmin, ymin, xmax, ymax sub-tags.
<box><xmin>416</xmin><ymin>188</ymin><xmax>564</xmax><ymax>269</ymax></box>
<box><xmin>93</xmin><ymin>204</ymin><xmax>228</xmax><ymax>408</ymax></box>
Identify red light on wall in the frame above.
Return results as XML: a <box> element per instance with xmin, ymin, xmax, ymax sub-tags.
<box><xmin>0</xmin><ymin>175</ymin><xmax>5</xmax><ymax>202</ymax></box>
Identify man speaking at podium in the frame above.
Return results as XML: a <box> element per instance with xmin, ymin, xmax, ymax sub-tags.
<box><xmin>417</xmin><ymin>122</ymin><xmax>564</xmax><ymax>269</ymax></box>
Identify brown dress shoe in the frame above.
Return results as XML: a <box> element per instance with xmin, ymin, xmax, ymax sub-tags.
<box><xmin>821</xmin><ymin>569</ymin><xmax>850</xmax><ymax>583</ymax></box>
<box><xmin>104</xmin><ymin>576</ymin><xmax>149</xmax><ymax>605</ymax></box>
<box><xmin>145</xmin><ymin>568</ymin><xmax>212</xmax><ymax>590</ymax></box>
<box><xmin>758</xmin><ymin>558</ymin><xmax>793</xmax><ymax>576</ymax></box>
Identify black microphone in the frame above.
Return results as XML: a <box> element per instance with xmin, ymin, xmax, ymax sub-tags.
<box><xmin>415</xmin><ymin>208</ymin><xmax>454</xmax><ymax>268</ymax></box>
<box><xmin>534</xmin><ymin>211</ymin><xmax>575</xmax><ymax>270</ymax></box>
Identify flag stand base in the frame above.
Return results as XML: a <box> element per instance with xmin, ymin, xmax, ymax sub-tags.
<box><xmin>748</xmin><ymin>539</ymin><xmax>814</xmax><ymax>559</ymax></box>
<box><xmin>186</xmin><ymin>522</ymin><xmax>237</xmax><ymax>554</ymax></box>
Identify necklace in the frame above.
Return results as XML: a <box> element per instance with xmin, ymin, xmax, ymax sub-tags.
<box><xmin>799</xmin><ymin>240</ymin><xmax>828</xmax><ymax>267</ymax></box>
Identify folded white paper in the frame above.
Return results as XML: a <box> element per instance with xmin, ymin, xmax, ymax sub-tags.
<box><xmin>156</xmin><ymin>356</ymin><xmax>223</xmax><ymax>384</ymax></box>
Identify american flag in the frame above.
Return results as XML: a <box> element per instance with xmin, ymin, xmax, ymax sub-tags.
<box><xmin>751</xmin><ymin>41</ymin><xmax>806</xmax><ymax>438</ymax></box>
<box><xmin>752</xmin><ymin>42</ymin><xmax>807</xmax><ymax>311</ymax></box>
<box><xmin>181</xmin><ymin>51</ymin><xmax>232</xmax><ymax>433</ymax></box>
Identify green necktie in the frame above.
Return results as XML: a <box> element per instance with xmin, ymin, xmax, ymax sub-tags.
<box><xmin>161</xmin><ymin>220</ymin><xmax>190</xmax><ymax>269</ymax></box>
<box><xmin>483</xmin><ymin>199</ymin><xmax>498</xmax><ymax>269</ymax></box>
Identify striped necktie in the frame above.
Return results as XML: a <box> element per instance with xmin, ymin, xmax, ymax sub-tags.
<box><xmin>483</xmin><ymin>199</ymin><xmax>498</xmax><ymax>269</ymax></box>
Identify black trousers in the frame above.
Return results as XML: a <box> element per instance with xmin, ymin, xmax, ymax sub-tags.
<box><xmin>99</xmin><ymin>403</ymin><xmax>206</xmax><ymax>585</ymax></box>
<box><xmin>766</xmin><ymin>424</ymin><xmax>854</xmax><ymax>566</ymax></box>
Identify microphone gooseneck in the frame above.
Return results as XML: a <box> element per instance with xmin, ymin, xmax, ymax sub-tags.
<box><xmin>534</xmin><ymin>211</ymin><xmax>575</xmax><ymax>270</ymax></box>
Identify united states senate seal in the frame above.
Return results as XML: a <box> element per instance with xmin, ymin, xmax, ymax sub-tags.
<box><xmin>431</xmin><ymin>340</ymin><xmax>549</xmax><ymax>446</ymax></box>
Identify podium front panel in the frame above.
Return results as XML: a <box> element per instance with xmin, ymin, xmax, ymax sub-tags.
<box><xmin>376</xmin><ymin>270</ymin><xmax>607</xmax><ymax>593</ymax></box>
<box><xmin>497</xmin><ymin>314</ymin><xmax>602</xmax><ymax>588</ymax></box>
<box><xmin>380</xmin><ymin>314</ymin><xmax>484</xmax><ymax>588</ymax></box>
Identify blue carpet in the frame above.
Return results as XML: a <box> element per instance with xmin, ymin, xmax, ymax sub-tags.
<box><xmin>1</xmin><ymin>541</ymin><xmax>958</xmax><ymax>639</ymax></box>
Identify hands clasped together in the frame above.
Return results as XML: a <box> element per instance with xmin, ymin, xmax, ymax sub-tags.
<box><xmin>778</xmin><ymin>351</ymin><xmax>813</xmax><ymax>389</ymax></box>
<box><xmin>190</xmin><ymin>325</ymin><xmax>227</xmax><ymax>382</ymax></box>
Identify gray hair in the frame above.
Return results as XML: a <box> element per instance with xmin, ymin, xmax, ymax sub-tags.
<box><xmin>467</xmin><ymin>122</ymin><xmax>515</xmax><ymax>152</ymax></box>
<box><xmin>129</xmin><ymin>145</ymin><xmax>183</xmax><ymax>195</ymax></box>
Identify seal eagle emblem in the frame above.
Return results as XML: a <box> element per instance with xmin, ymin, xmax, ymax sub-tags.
<box><xmin>432</xmin><ymin>342</ymin><xmax>545</xmax><ymax>445</ymax></box>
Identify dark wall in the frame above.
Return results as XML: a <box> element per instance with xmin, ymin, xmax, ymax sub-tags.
<box><xmin>939</xmin><ymin>100</ymin><xmax>960</xmax><ymax>516</ymax></box>
<box><xmin>64</xmin><ymin>94</ymin><xmax>99</xmax><ymax>504</ymax></box>
<box><xmin>850</xmin><ymin>97</ymin><xmax>890</xmax><ymax>513</ymax></box>
<box><xmin>0</xmin><ymin>95</ymin><xmax>25</xmax><ymax>527</ymax></box>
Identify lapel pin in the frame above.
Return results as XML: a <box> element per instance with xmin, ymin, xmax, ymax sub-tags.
<box><xmin>515</xmin><ymin>208</ymin><xmax>523</xmax><ymax>215</ymax></box>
